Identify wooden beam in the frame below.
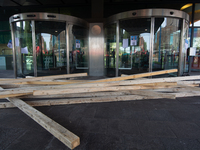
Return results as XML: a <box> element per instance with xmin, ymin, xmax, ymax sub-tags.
<box><xmin>0</xmin><ymin>92</ymin><xmax>174</xmax><ymax>109</ymax></box>
<box><xmin>33</xmin><ymin>84</ymin><xmax>177</xmax><ymax>96</ymax></box>
<box><xmin>0</xmin><ymin>89</ymin><xmax>33</xmax><ymax>99</ymax></box>
<box><xmin>86</xmin><ymin>69</ymin><xmax>178</xmax><ymax>83</ymax></box>
<box><xmin>14</xmin><ymin>80</ymin><xmax>85</xmax><ymax>85</ymax></box>
<box><xmin>0</xmin><ymin>87</ymin><xmax>80</xmax><ymax>149</ymax></box>
<box><xmin>0</xmin><ymin>73</ymin><xmax>87</xmax><ymax>84</ymax></box>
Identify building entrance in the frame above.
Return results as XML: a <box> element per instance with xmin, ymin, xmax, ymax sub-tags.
<box><xmin>10</xmin><ymin>13</ymin><xmax>88</xmax><ymax>77</ymax></box>
<box><xmin>104</xmin><ymin>9</ymin><xmax>189</xmax><ymax>77</ymax></box>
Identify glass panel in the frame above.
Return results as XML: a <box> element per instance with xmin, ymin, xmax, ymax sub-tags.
<box><xmin>104</xmin><ymin>23</ymin><xmax>116</xmax><ymax>76</ymax></box>
<box><xmin>119</xmin><ymin>18</ymin><xmax>151</xmax><ymax>74</ymax></box>
<box><xmin>0</xmin><ymin>31</ymin><xmax>13</xmax><ymax>70</ymax></box>
<box><xmin>153</xmin><ymin>18</ymin><xmax>181</xmax><ymax>75</ymax></box>
<box><xmin>35</xmin><ymin>21</ymin><xmax>66</xmax><ymax>76</ymax></box>
<box><xmin>191</xmin><ymin>28</ymin><xmax>200</xmax><ymax>70</ymax></box>
<box><xmin>13</xmin><ymin>21</ymin><xmax>34</xmax><ymax>77</ymax></box>
<box><xmin>194</xmin><ymin>3</ymin><xmax>200</xmax><ymax>27</ymax></box>
<box><xmin>183</xmin><ymin>21</ymin><xmax>189</xmax><ymax>73</ymax></box>
<box><xmin>68</xmin><ymin>25</ymin><xmax>88</xmax><ymax>73</ymax></box>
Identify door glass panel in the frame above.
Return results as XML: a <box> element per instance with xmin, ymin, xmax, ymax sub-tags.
<box><xmin>13</xmin><ymin>21</ymin><xmax>34</xmax><ymax>77</ymax></box>
<box><xmin>192</xmin><ymin>28</ymin><xmax>200</xmax><ymax>70</ymax></box>
<box><xmin>153</xmin><ymin>18</ymin><xmax>181</xmax><ymax>75</ymax></box>
<box><xmin>194</xmin><ymin>3</ymin><xmax>200</xmax><ymax>27</ymax></box>
<box><xmin>119</xmin><ymin>18</ymin><xmax>151</xmax><ymax>74</ymax></box>
<box><xmin>104</xmin><ymin>23</ymin><xmax>116</xmax><ymax>76</ymax></box>
<box><xmin>35</xmin><ymin>21</ymin><xmax>66</xmax><ymax>76</ymax></box>
<box><xmin>68</xmin><ymin>25</ymin><xmax>88</xmax><ymax>73</ymax></box>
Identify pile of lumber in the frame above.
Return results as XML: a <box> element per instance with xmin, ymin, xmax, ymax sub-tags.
<box><xmin>1</xmin><ymin>69</ymin><xmax>200</xmax><ymax>149</ymax></box>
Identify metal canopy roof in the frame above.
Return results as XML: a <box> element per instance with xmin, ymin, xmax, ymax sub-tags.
<box><xmin>0</xmin><ymin>0</ymin><xmax>90</xmax><ymax>7</ymax></box>
<box><xmin>0</xmin><ymin>0</ymin><xmax>199</xmax><ymax>7</ymax></box>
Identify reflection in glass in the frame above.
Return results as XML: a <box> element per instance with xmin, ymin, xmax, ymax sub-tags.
<box><xmin>35</xmin><ymin>21</ymin><xmax>66</xmax><ymax>76</ymax></box>
<box><xmin>104</xmin><ymin>23</ymin><xmax>116</xmax><ymax>76</ymax></box>
<box><xmin>191</xmin><ymin>28</ymin><xmax>200</xmax><ymax>70</ymax></box>
<box><xmin>69</xmin><ymin>25</ymin><xmax>88</xmax><ymax>73</ymax></box>
<box><xmin>153</xmin><ymin>18</ymin><xmax>181</xmax><ymax>75</ymax></box>
<box><xmin>119</xmin><ymin>18</ymin><xmax>150</xmax><ymax>74</ymax></box>
<box><xmin>14</xmin><ymin>21</ymin><xmax>33</xmax><ymax>77</ymax></box>
<box><xmin>194</xmin><ymin>3</ymin><xmax>200</xmax><ymax>27</ymax></box>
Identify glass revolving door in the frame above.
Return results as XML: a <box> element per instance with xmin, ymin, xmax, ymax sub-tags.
<box><xmin>10</xmin><ymin>13</ymin><xmax>89</xmax><ymax>78</ymax></box>
<box><xmin>105</xmin><ymin>9</ymin><xmax>189</xmax><ymax>77</ymax></box>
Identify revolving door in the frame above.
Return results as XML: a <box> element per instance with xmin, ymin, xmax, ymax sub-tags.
<box><xmin>105</xmin><ymin>9</ymin><xmax>189</xmax><ymax>76</ymax></box>
<box><xmin>10</xmin><ymin>13</ymin><xmax>89</xmax><ymax>78</ymax></box>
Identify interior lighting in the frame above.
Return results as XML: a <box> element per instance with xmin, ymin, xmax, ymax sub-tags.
<box><xmin>180</xmin><ymin>4</ymin><xmax>192</xmax><ymax>10</ymax></box>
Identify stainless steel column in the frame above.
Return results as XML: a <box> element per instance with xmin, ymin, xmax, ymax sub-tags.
<box><xmin>66</xmin><ymin>22</ymin><xmax>70</xmax><ymax>74</ymax></box>
<box><xmin>149</xmin><ymin>17</ymin><xmax>155</xmax><ymax>73</ymax></box>
<box><xmin>10</xmin><ymin>23</ymin><xmax>17</xmax><ymax>78</ymax></box>
<box><xmin>32</xmin><ymin>20</ymin><xmax>37</xmax><ymax>77</ymax></box>
<box><xmin>178</xmin><ymin>19</ymin><xmax>185</xmax><ymax>76</ymax></box>
<box><xmin>89</xmin><ymin>23</ymin><xmax>104</xmax><ymax>76</ymax></box>
<box><xmin>116</xmin><ymin>21</ymin><xmax>119</xmax><ymax>77</ymax></box>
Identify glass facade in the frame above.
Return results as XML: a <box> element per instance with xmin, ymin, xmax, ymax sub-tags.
<box><xmin>0</xmin><ymin>21</ymin><xmax>13</xmax><ymax>70</ymax></box>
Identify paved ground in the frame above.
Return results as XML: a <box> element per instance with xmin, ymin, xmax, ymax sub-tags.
<box><xmin>1</xmin><ymin>70</ymin><xmax>200</xmax><ymax>150</ymax></box>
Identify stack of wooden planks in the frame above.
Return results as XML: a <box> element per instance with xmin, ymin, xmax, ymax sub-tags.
<box><xmin>1</xmin><ymin>69</ymin><xmax>200</xmax><ymax>149</ymax></box>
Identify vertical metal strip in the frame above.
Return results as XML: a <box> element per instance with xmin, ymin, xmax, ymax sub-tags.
<box><xmin>116</xmin><ymin>21</ymin><xmax>119</xmax><ymax>77</ymax></box>
<box><xmin>32</xmin><ymin>20</ymin><xmax>37</xmax><ymax>77</ymax></box>
<box><xmin>149</xmin><ymin>17</ymin><xmax>155</xmax><ymax>73</ymax></box>
<box><xmin>190</xmin><ymin>3</ymin><xmax>195</xmax><ymax>47</ymax></box>
<box><xmin>10</xmin><ymin>23</ymin><xmax>17</xmax><ymax>78</ymax></box>
<box><xmin>189</xmin><ymin>3</ymin><xmax>195</xmax><ymax>74</ymax></box>
<box><xmin>66</xmin><ymin>22</ymin><xmax>70</xmax><ymax>74</ymax></box>
<box><xmin>178</xmin><ymin>19</ymin><xmax>185</xmax><ymax>76</ymax></box>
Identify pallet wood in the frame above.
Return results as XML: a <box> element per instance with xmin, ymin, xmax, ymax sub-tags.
<box><xmin>0</xmin><ymin>73</ymin><xmax>87</xmax><ymax>84</ymax></box>
<box><xmin>0</xmin><ymin>87</ymin><xmax>80</xmax><ymax>149</ymax></box>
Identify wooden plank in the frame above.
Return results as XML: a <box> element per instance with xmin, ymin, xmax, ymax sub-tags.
<box><xmin>33</xmin><ymin>84</ymin><xmax>177</xmax><ymax>96</ymax></box>
<box><xmin>117</xmin><ymin>75</ymin><xmax>200</xmax><ymax>86</ymax></box>
<box><xmin>0</xmin><ymin>89</ymin><xmax>33</xmax><ymax>99</ymax></box>
<box><xmin>132</xmin><ymin>82</ymin><xmax>177</xmax><ymax>87</ymax></box>
<box><xmin>3</xmin><ymin>74</ymin><xmax>199</xmax><ymax>96</ymax></box>
<box><xmin>14</xmin><ymin>80</ymin><xmax>85</xmax><ymax>85</ymax></box>
<box><xmin>19</xmin><ymin>90</ymin><xmax>141</xmax><ymax>99</ymax></box>
<box><xmin>0</xmin><ymin>87</ymin><xmax>80</xmax><ymax>149</ymax></box>
<box><xmin>86</xmin><ymin>69</ymin><xmax>178</xmax><ymax>83</ymax></box>
<box><xmin>0</xmin><ymin>92</ymin><xmax>174</xmax><ymax>108</ymax></box>
<box><xmin>0</xmin><ymin>73</ymin><xmax>87</xmax><ymax>84</ymax></box>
